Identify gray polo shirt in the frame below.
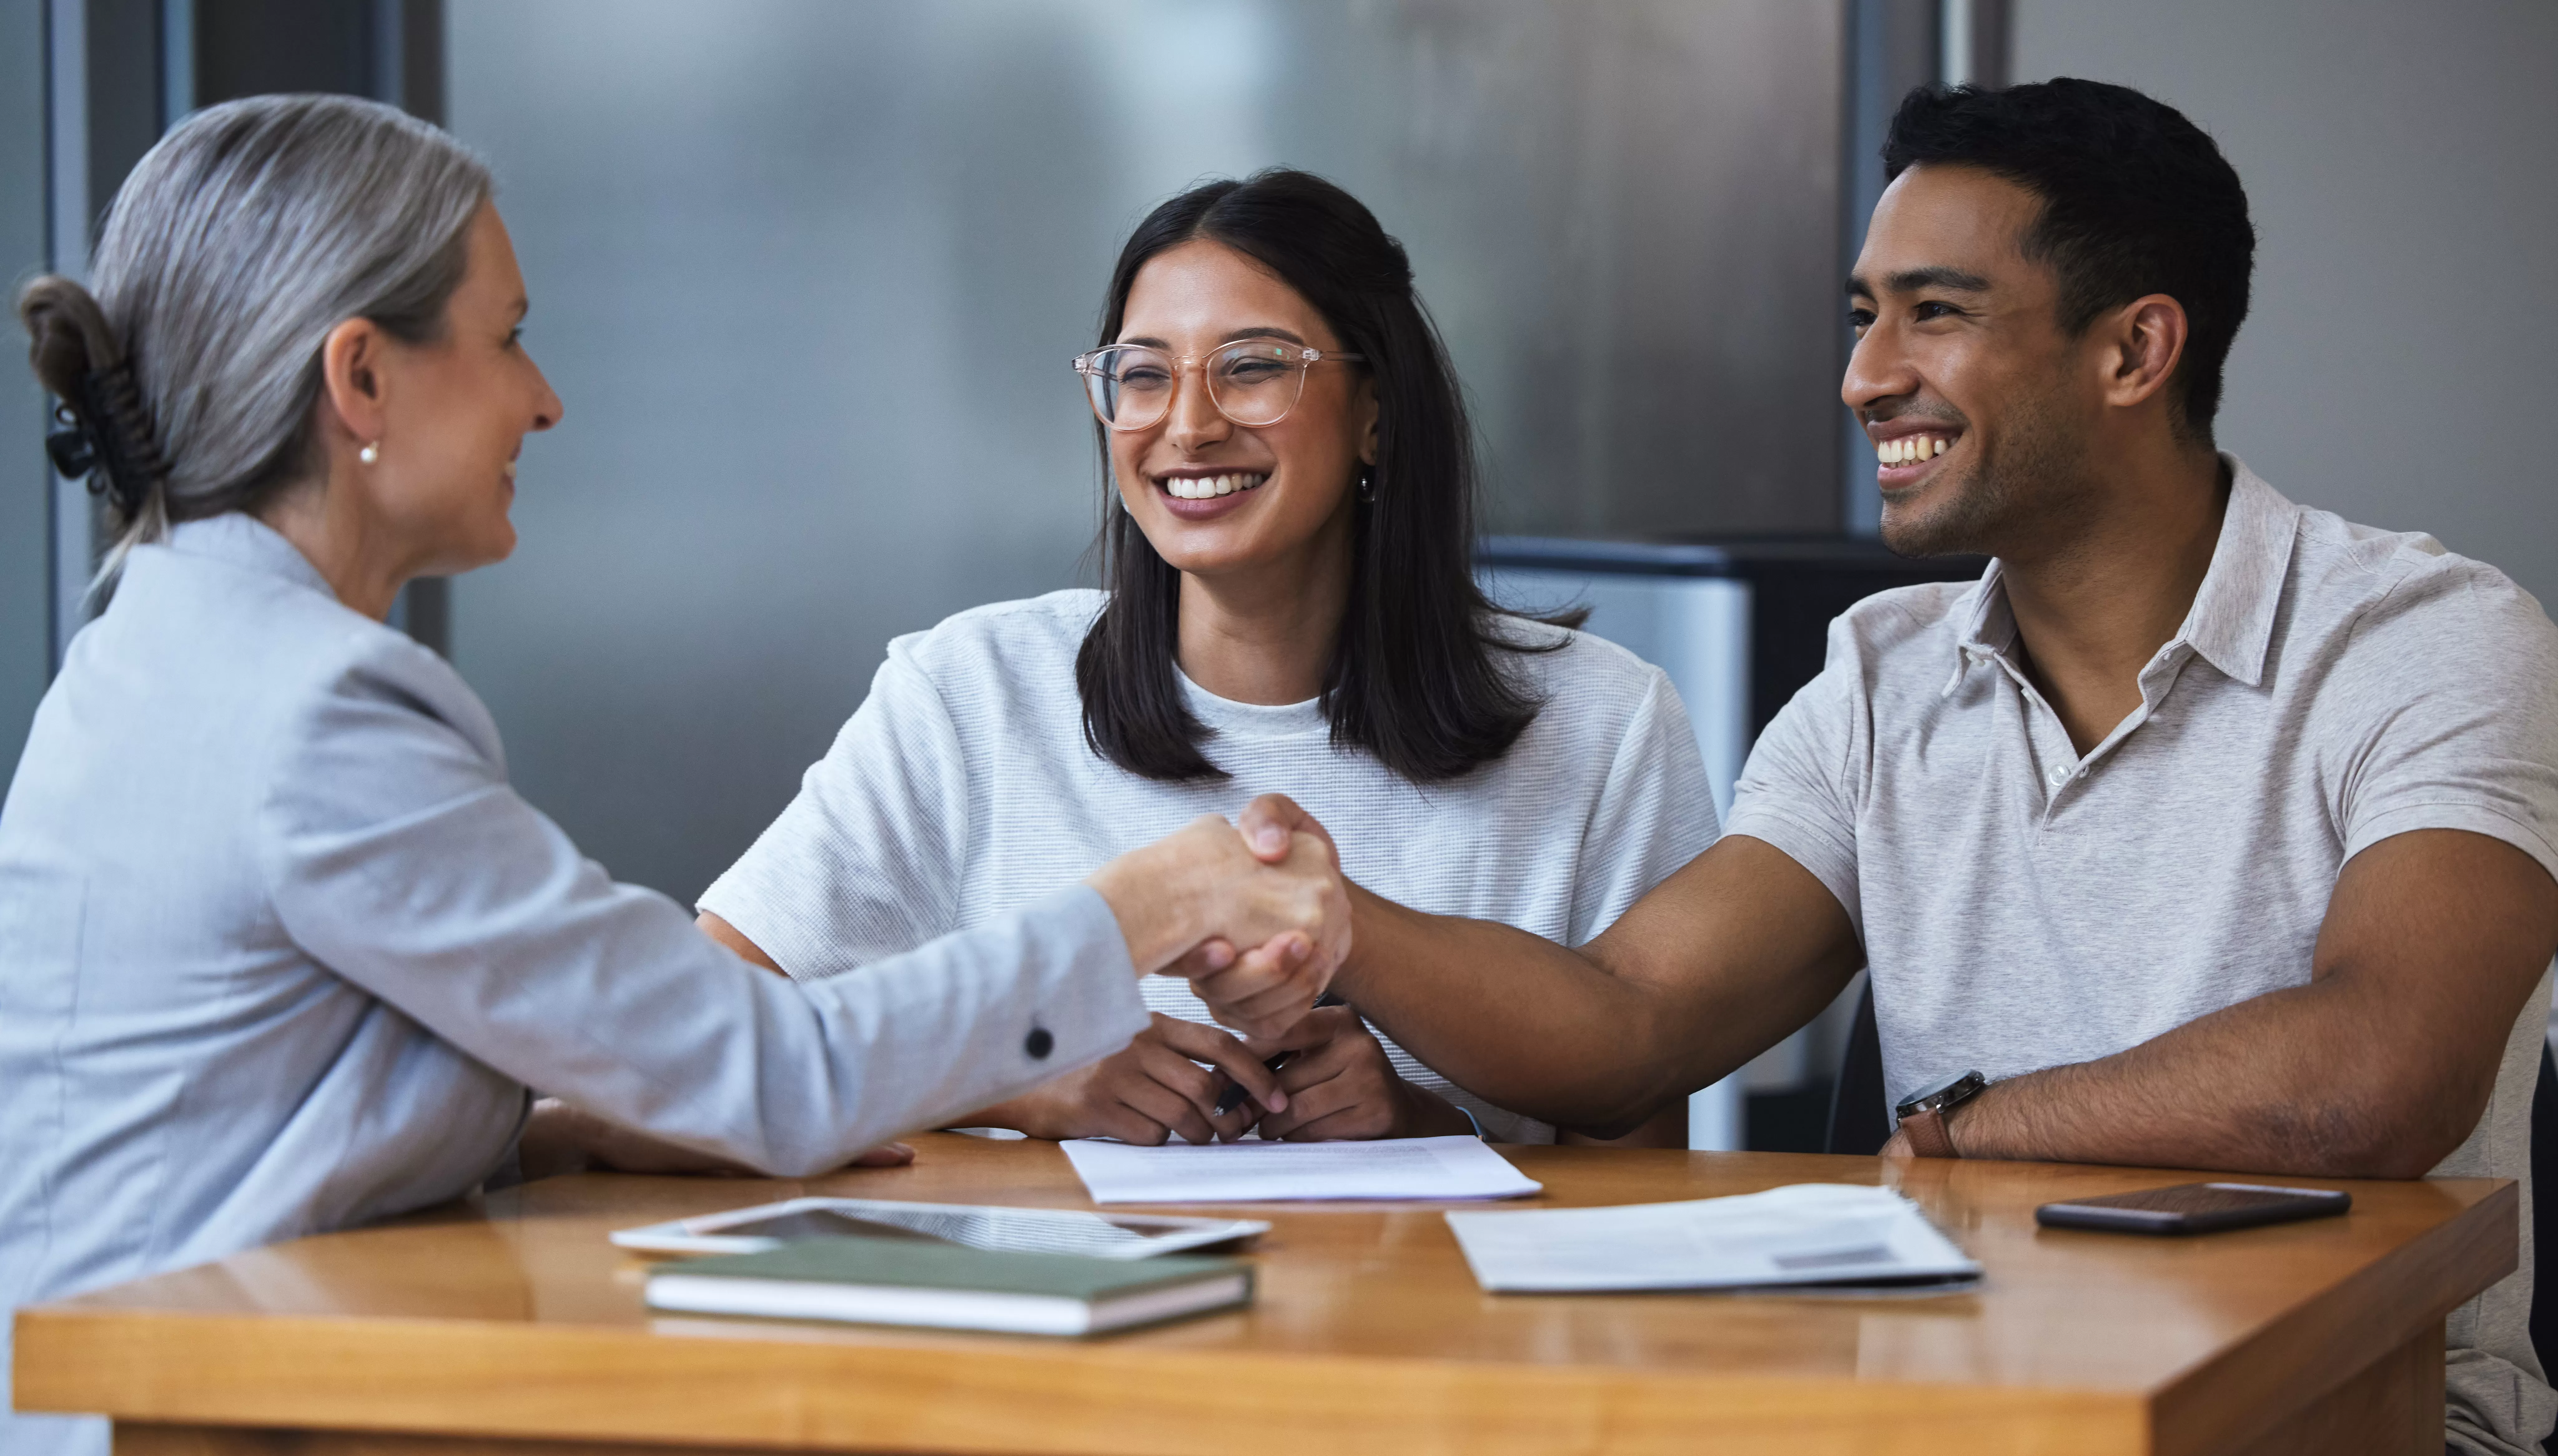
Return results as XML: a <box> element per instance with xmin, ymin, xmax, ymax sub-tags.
<box><xmin>1727</xmin><ymin>459</ymin><xmax>2558</xmax><ymax>1456</ymax></box>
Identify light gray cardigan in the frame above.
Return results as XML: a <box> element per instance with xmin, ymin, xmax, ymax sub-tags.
<box><xmin>0</xmin><ymin>514</ymin><xmax>1148</xmax><ymax>1455</ymax></box>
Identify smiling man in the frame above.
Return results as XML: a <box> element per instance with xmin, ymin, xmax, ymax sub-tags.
<box><xmin>1251</xmin><ymin>79</ymin><xmax>2558</xmax><ymax>1455</ymax></box>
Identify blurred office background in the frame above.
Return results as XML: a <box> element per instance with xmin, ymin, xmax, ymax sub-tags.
<box><xmin>5</xmin><ymin>1</ymin><xmax>2555</xmax><ymax>1148</ymax></box>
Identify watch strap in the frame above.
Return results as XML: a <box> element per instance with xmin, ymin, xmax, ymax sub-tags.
<box><xmin>1901</xmin><ymin>1106</ymin><xmax>1959</xmax><ymax>1158</ymax></box>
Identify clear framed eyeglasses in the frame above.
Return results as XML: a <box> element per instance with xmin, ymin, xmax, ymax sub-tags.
<box><xmin>1072</xmin><ymin>340</ymin><xmax>1365</xmax><ymax>432</ymax></box>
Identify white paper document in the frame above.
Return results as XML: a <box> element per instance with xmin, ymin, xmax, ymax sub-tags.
<box><xmin>1444</xmin><ymin>1183</ymin><xmax>1981</xmax><ymax>1292</ymax></box>
<box><xmin>1060</xmin><ymin>1135</ymin><xmax>1543</xmax><ymax>1204</ymax></box>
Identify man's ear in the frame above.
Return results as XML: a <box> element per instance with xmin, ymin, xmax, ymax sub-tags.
<box><xmin>318</xmin><ymin>316</ymin><xmax>390</xmax><ymax>452</ymax></box>
<box><xmin>2100</xmin><ymin>294</ymin><xmax>2190</xmax><ymax>413</ymax></box>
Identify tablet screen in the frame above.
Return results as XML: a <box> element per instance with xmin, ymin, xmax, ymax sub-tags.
<box><xmin>713</xmin><ymin>1204</ymin><xmax>1191</xmax><ymax>1256</ymax></box>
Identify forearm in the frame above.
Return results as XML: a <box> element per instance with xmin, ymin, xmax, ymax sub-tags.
<box><xmin>1945</xmin><ymin>979</ymin><xmax>2492</xmax><ymax>1178</ymax></box>
<box><xmin>1336</xmin><ymin>887</ymin><xmax>1803</xmax><ymax>1136</ymax></box>
<box><xmin>1561</xmin><ymin>1101</ymin><xmax>1691</xmax><ymax>1148</ymax></box>
<box><xmin>1332</xmin><ymin>890</ymin><xmax>1674</xmax><ymax>1129</ymax></box>
<box><xmin>1943</xmin><ymin>832</ymin><xmax>2558</xmax><ymax>1178</ymax></box>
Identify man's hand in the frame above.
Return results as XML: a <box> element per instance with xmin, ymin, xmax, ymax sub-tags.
<box><xmin>964</xmin><ymin>1014</ymin><xmax>1292</xmax><ymax>1145</ymax></box>
<box><xmin>1085</xmin><ymin>812</ymin><xmax>1351</xmax><ymax>1038</ymax></box>
<box><xmin>1239</xmin><ymin>1005</ymin><xmax>1476</xmax><ymax>1141</ymax></box>
<box><xmin>1153</xmin><ymin>796</ymin><xmax>1351</xmax><ymax>1039</ymax></box>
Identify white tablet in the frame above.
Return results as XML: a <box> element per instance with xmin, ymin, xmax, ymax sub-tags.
<box><xmin>610</xmin><ymin>1196</ymin><xmax>1270</xmax><ymax>1261</ymax></box>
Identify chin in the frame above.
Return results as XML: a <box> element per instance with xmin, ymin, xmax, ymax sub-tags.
<box><xmin>456</xmin><ymin>521</ymin><xmax>517</xmax><ymax>572</ymax></box>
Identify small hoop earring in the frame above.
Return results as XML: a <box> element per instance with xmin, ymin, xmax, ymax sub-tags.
<box><xmin>359</xmin><ymin>442</ymin><xmax>380</xmax><ymax>465</ymax></box>
<box><xmin>1357</xmin><ymin>466</ymin><xmax>1374</xmax><ymax>503</ymax></box>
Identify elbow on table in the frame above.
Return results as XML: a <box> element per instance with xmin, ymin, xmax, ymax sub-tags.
<box><xmin>1561</xmin><ymin>1089</ymin><xmax>1690</xmax><ymax>1143</ymax></box>
<box><xmin>2257</xmin><ymin>1088</ymin><xmax>2482</xmax><ymax>1182</ymax></box>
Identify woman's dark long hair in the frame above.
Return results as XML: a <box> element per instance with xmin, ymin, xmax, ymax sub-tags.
<box><xmin>1076</xmin><ymin>169</ymin><xmax>1558</xmax><ymax>784</ymax></box>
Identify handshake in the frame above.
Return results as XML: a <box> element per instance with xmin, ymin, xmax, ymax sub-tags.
<box><xmin>1083</xmin><ymin>793</ymin><xmax>1350</xmax><ymax>1043</ymax></box>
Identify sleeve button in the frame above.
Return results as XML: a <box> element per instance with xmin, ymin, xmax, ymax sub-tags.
<box><xmin>1025</xmin><ymin>1027</ymin><xmax>1054</xmax><ymax>1059</ymax></box>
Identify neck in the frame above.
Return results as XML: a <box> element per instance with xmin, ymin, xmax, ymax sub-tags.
<box><xmin>1174</xmin><ymin>505</ymin><xmax>1357</xmax><ymax>706</ymax></box>
<box><xmin>255</xmin><ymin>472</ymin><xmax>413</xmax><ymax>621</ymax></box>
<box><xmin>1999</xmin><ymin>437</ymin><xmax>2228</xmax><ymax>754</ymax></box>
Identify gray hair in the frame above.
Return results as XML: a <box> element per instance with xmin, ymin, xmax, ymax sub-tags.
<box><xmin>17</xmin><ymin>93</ymin><xmax>492</xmax><ymax>585</ymax></box>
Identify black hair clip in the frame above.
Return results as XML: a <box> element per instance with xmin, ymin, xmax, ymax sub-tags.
<box><xmin>45</xmin><ymin>392</ymin><xmax>149</xmax><ymax>513</ymax></box>
<box><xmin>45</xmin><ymin>408</ymin><xmax>102</xmax><ymax>481</ymax></box>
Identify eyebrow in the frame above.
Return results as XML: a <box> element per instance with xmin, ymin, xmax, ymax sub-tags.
<box><xmin>1117</xmin><ymin>326</ymin><xmax>1309</xmax><ymax>348</ymax></box>
<box><xmin>1846</xmin><ymin>266</ymin><xmax>1993</xmax><ymax>299</ymax></box>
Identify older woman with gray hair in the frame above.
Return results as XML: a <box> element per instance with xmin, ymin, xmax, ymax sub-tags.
<box><xmin>0</xmin><ymin>94</ymin><xmax>1345</xmax><ymax>1454</ymax></box>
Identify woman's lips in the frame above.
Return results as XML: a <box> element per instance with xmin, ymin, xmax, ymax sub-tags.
<box><xmin>1153</xmin><ymin>470</ymin><xmax>1268</xmax><ymax>520</ymax></box>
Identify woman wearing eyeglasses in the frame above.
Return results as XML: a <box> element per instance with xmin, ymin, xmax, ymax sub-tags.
<box><xmin>699</xmin><ymin>170</ymin><xmax>1714</xmax><ymax>1145</ymax></box>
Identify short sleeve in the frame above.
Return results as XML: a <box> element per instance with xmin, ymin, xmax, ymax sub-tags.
<box><xmin>699</xmin><ymin>644</ymin><xmax>973</xmax><ymax>980</ymax></box>
<box><xmin>2328</xmin><ymin>564</ymin><xmax>2558</xmax><ymax>886</ymax></box>
<box><xmin>1564</xmin><ymin>667</ymin><xmax>1720</xmax><ymax>945</ymax></box>
<box><xmin>1723</xmin><ymin>616</ymin><xmax>1867</xmax><ymax>933</ymax></box>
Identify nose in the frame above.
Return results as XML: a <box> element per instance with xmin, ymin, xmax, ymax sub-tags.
<box><xmin>1841</xmin><ymin>316</ymin><xmax>1919</xmax><ymax>421</ymax></box>
<box><xmin>1163</xmin><ymin>360</ymin><xmax>1230</xmax><ymax>452</ymax></box>
<box><xmin>529</xmin><ymin>361</ymin><xmax>564</xmax><ymax>433</ymax></box>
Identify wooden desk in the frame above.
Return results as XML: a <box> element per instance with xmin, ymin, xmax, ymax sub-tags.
<box><xmin>14</xmin><ymin>1134</ymin><xmax>2513</xmax><ymax>1456</ymax></box>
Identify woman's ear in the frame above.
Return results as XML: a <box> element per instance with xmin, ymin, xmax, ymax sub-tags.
<box><xmin>1356</xmin><ymin>374</ymin><xmax>1380</xmax><ymax>467</ymax></box>
<box><xmin>318</xmin><ymin>316</ymin><xmax>390</xmax><ymax>454</ymax></box>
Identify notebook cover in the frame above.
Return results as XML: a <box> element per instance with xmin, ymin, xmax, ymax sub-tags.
<box><xmin>654</xmin><ymin>1235</ymin><xmax>1251</xmax><ymax>1303</ymax></box>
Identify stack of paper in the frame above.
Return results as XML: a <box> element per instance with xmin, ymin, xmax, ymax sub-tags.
<box><xmin>1444</xmin><ymin>1183</ymin><xmax>1980</xmax><ymax>1292</ymax></box>
<box><xmin>1061</xmin><ymin>1135</ymin><xmax>1543</xmax><ymax>1204</ymax></box>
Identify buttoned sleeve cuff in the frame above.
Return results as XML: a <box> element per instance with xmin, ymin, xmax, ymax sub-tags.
<box><xmin>1721</xmin><ymin>807</ymin><xmax>1864</xmax><ymax>940</ymax></box>
<box><xmin>2345</xmin><ymin>803</ymin><xmax>2558</xmax><ymax>891</ymax></box>
<box><xmin>781</xmin><ymin>883</ymin><xmax>1154</xmax><ymax>1145</ymax></box>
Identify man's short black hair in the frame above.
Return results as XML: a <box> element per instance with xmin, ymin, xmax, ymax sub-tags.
<box><xmin>1883</xmin><ymin>78</ymin><xmax>2255</xmax><ymax>440</ymax></box>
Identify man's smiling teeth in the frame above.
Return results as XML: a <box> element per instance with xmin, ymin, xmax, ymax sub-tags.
<box><xmin>1162</xmin><ymin>472</ymin><xmax>1267</xmax><ymax>500</ymax></box>
<box><xmin>1878</xmin><ymin>435</ymin><xmax>1953</xmax><ymax>465</ymax></box>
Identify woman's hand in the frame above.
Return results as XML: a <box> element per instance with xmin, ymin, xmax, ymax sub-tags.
<box><xmin>1085</xmin><ymin>810</ymin><xmax>1351</xmax><ymax>1038</ymax></box>
<box><xmin>516</xmin><ymin>1098</ymin><xmax>914</xmax><ymax>1179</ymax></box>
<box><xmin>1242</xmin><ymin>1005</ymin><xmax>1477</xmax><ymax>1142</ymax></box>
<box><xmin>965</xmin><ymin>1014</ymin><xmax>1291</xmax><ymax>1145</ymax></box>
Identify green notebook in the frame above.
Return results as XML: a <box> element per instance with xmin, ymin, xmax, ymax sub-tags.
<box><xmin>644</xmin><ymin>1236</ymin><xmax>1254</xmax><ymax>1336</ymax></box>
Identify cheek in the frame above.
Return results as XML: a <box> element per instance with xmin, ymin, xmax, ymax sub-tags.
<box><xmin>1266</xmin><ymin>421</ymin><xmax>1356</xmax><ymax>504</ymax></box>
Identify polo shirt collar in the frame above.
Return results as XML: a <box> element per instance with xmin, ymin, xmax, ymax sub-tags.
<box><xmin>1942</xmin><ymin>453</ymin><xmax>2300</xmax><ymax>695</ymax></box>
<box><xmin>2176</xmin><ymin>456</ymin><xmax>2299</xmax><ymax>689</ymax></box>
<box><xmin>1941</xmin><ymin>563</ymin><xmax>2015</xmax><ymax>696</ymax></box>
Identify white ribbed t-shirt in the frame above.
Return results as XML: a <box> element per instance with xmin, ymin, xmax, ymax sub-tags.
<box><xmin>700</xmin><ymin>589</ymin><xmax>1719</xmax><ymax>1142</ymax></box>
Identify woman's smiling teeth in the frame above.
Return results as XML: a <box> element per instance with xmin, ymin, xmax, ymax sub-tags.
<box><xmin>1878</xmin><ymin>434</ymin><xmax>1954</xmax><ymax>465</ymax></box>
<box><xmin>1161</xmin><ymin>471</ymin><xmax>1267</xmax><ymax>500</ymax></box>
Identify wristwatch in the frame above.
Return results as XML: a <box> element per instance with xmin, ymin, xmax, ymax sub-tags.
<box><xmin>1894</xmin><ymin>1070</ymin><xmax>1988</xmax><ymax>1158</ymax></box>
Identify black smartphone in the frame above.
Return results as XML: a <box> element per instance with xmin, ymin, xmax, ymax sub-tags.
<box><xmin>2035</xmin><ymin>1182</ymin><xmax>2352</xmax><ymax>1235</ymax></box>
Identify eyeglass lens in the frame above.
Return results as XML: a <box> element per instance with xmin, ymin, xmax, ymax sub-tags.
<box><xmin>1082</xmin><ymin>343</ymin><xmax>1309</xmax><ymax>430</ymax></box>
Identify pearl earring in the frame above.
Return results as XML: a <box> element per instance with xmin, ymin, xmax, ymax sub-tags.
<box><xmin>1357</xmin><ymin>465</ymin><xmax>1375</xmax><ymax>503</ymax></box>
<box><xmin>359</xmin><ymin>442</ymin><xmax>380</xmax><ymax>465</ymax></box>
